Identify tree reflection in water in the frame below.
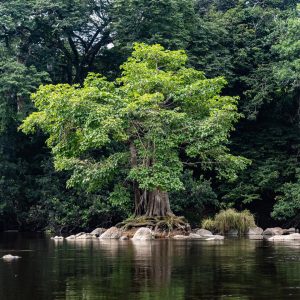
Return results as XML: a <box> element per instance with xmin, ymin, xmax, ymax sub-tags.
<box><xmin>2</xmin><ymin>234</ymin><xmax>300</xmax><ymax>299</ymax></box>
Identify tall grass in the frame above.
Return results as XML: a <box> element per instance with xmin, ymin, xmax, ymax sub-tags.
<box><xmin>201</xmin><ymin>218</ymin><xmax>215</xmax><ymax>231</ymax></box>
<box><xmin>201</xmin><ymin>209</ymin><xmax>256</xmax><ymax>234</ymax></box>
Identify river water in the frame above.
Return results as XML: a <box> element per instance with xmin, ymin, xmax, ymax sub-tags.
<box><xmin>0</xmin><ymin>232</ymin><xmax>300</xmax><ymax>299</ymax></box>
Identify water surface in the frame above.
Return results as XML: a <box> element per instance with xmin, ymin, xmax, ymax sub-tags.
<box><xmin>0</xmin><ymin>233</ymin><xmax>300</xmax><ymax>299</ymax></box>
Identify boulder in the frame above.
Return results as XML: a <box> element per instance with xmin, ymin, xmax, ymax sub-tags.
<box><xmin>213</xmin><ymin>235</ymin><xmax>225</xmax><ymax>240</ymax></box>
<box><xmin>173</xmin><ymin>235</ymin><xmax>190</xmax><ymax>240</ymax></box>
<box><xmin>51</xmin><ymin>236</ymin><xmax>64</xmax><ymax>240</ymax></box>
<box><xmin>196</xmin><ymin>229</ymin><xmax>213</xmax><ymax>237</ymax></box>
<box><xmin>188</xmin><ymin>233</ymin><xmax>205</xmax><ymax>239</ymax></box>
<box><xmin>247</xmin><ymin>227</ymin><xmax>263</xmax><ymax>235</ymax></box>
<box><xmin>75</xmin><ymin>232</ymin><xmax>85</xmax><ymax>238</ymax></box>
<box><xmin>263</xmin><ymin>227</ymin><xmax>284</xmax><ymax>236</ymax></box>
<box><xmin>268</xmin><ymin>233</ymin><xmax>300</xmax><ymax>242</ymax></box>
<box><xmin>76</xmin><ymin>233</ymin><xmax>93</xmax><ymax>240</ymax></box>
<box><xmin>249</xmin><ymin>235</ymin><xmax>264</xmax><ymax>240</ymax></box>
<box><xmin>268</xmin><ymin>235</ymin><xmax>285</xmax><ymax>241</ymax></box>
<box><xmin>205</xmin><ymin>237</ymin><xmax>216</xmax><ymax>241</ymax></box>
<box><xmin>284</xmin><ymin>233</ymin><xmax>300</xmax><ymax>240</ymax></box>
<box><xmin>173</xmin><ymin>233</ymin><xmax>224</xmax><ymax>240</ymax></box>
<box><xmin>66</xmin><ymin>235</ymin><xmax>76</xmax><ymax>240</ymax></box>
<box><xmin>283</xmin><ymin>228</ymin><xmax>296</xmax><ymax>235</ymax></box>
<box><xmin>99</xmin><ymin>227</ymin><xmax>122</xmax><ymax>239</ymax></box>
<box><xmin>2</xmin><ymin>254</ymin><xmax>21</xmax><ymax>261</ymax></box>
<box><xmin>132</xmin><ymin>228</ymin><xmax>154</xmax><ymax>240</ymax></box>
<box><xmin>120</xmin><ymin>236</ymin><xmax>129</xmax><ymax>240</ymax></box>
<box><xmin>227</xmin><ymin>229</ymin><xmax>238</xmax><ymax>236</ymax></box>
<box><xmin>90</xmin><ymin>228</ymin><xmax>106</xmax><ymax>237</ymax></box>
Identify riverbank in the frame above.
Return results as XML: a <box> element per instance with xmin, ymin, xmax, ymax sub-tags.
<box><xmin>49</xmin><ymin>225</ymin><xmax>299</xmax><ymax>243</ymax></box>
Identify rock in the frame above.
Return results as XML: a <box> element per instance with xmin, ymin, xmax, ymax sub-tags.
<box><xmin>188</xmin><ymin>233</ymin><xmax>205</xmax><ymax>239</ymax></box>
<box><xmin>247</xmin><ymin>227</ymin><xmax>263</xmax><ymax>235</ymax></box>
<box><xmin>75</xmin><ymin>232</ymin><xmax>85</xmax><ymax>238</ymax></box>
<box><xmin>284</xmin><ymin>233</ymin><xmax>300</xmax><ymax>240</ymax></box>
<box><xmin>249</xmin><ymin>235</ymin><xmax>264</xmax><ymax>240</ymax></box>
<box><xmin>120</xmin><ymin>236</ymin><xmax>129</xmax><ymax>240</ymax></box>
<box><xmin>227</xmin><ymin>229</ymin><xmax>238</xmax><ymax>236</ymax></box>
<box><xmin>173</xmin><ymin>235</ymin><xmax>190</xmax><ymax>240</ymax></box>
<box><xmin>2</xmin><ymin>254</ymin><xmax>21</xmax><ymax>261</ymax></box>
<box><xmin>205</xmin><ymin>237</ymin><xmax>216</xmax><ymax>241</ymax></box>
<box><xmin>51</xmin><ymin>236</ymin><xmax>64</xmax><ymax>240</ymax></box>
<box><xmin>173</xmin><ymin>233</ymin><xmax>224</xmax><ymax>240</ymax></box>
<box><xmin>99</xmin><ymin>227</ymin><xmax>122</xmax><ymax>239</ymax></box>
<box><xmin>132</xmin><ymin>228</ymin><xmax>154</xmax><ymax>240</ymax></box>
<box><xmin>213</xmin><ymin>235</ymin><xmax>225</xmax><ymax>240</ymax></box>
<box><xmin>90</xmin><ymin>228</ymin><xmax>106</xmax><ymax>237</ymax></box>
<box><xmin>66</xmin><ymin>235</ymin><xmax>76</xmax><ymax>240</ymax></box>
<box><xmin>288</xmin><ymin>227</ymin><xmax>296</xmax><ymax>233</ymax></box>
<box><xmin>196</xmin><ymin>229</ymin><xmax>213</xmax><ymax>236</ymax></box>
<box><xmin>268</xmin><ymin>235</ymin><xmax>285</xmax><ymax>241</ymax></box>
<box><xmin>263</xmin><ymin>227</ymin><xmax>284</xmax><ymax>236</ymax></box>
<box><xmin>76</xmin><ymin>233</ymin><xmax>93</xmax><ymax>240</ymax></box>
<box><xmin>282</xmin><ymin>228</ymin><xmax>296</xmax><ymax>235</ymax></box>
<box><xmin>268</xmin><ymin>233</ymin><xmax>300</xmax><ymax>242</ymax></box>
<box><xmin>199</xmin><ymin>235</ymin><xmax>225</xmax><ymax>241</ymax></box>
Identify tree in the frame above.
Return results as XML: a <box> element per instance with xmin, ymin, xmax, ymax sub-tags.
<box><xmin>185</xmin><ymin>0</ymin><xmax>300</xmax><ymax>227</ymax></box>
<box><xmin>272</xmin><ymin>5</ymin><xmax>300</xmax><ymax>122</ymax></box>
<box><xmin>266</xmin><ymin>4</ymin><xmax>300</xmax><ymax>223</ymax></box>
<box><xmin>0</xmin><ymin>0</ymin><xmax>112</xmax><ymax>84</ymax></box>
<box><xmin>112</xmin><ymin>0</ymin><xmax>196</xmax><ymax>50</ymax></box>
<box><xmin>0</xmin><ymin>0</ymin><xmax>116</xmax><ymax>231</ymax></box>
<box><xmin>0</xmin><ymin>52</ymin><xmax>49</xmax><ymax>229</ymax></box>
<box><xmin>21</xmin><ymin>43</ymin><xmax>249</xmax><ymax>218</ymax></box>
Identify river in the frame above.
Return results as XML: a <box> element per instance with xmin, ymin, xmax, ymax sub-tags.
<box><xmin>0</xmin><ymin>232</ymin><xmax>300</xmax><ymax>299</ymax></box>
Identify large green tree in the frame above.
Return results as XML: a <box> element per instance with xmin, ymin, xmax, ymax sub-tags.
<box><xmin>21</xmin><ymin>43</ymin><xmax>249</xmax><ymax>217</ymax></box>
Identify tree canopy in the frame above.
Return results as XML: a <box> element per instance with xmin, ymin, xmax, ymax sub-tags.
<box><xmin>21</xmin><ymin>43</ymin><xmax>249</xmax><ymax>217</ymax></box>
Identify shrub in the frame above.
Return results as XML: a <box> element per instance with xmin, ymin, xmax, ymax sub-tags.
<box><xmin>201</xmin><ymin>209</ymin><xmax>256</xmax><ymax>234</ymax></box>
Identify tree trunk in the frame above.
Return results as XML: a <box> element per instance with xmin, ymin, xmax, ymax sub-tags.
<box><xmin>129</xmin><ymin>141</ymin><xmax>174</xmax><ymax>217</ymax></box>
<box><xmin>130</xmin><ymin>141</ymin><xmax>144</xmax><ymax>215</ymax></box>
<box><xmin>144</xmin><ymin>189</ymin><xmax>173</xmax><ymax>217</ymax></box>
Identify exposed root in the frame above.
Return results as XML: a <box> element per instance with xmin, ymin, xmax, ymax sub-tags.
<box><xmin>116</xmin><ymin>215</ymin><xmax>190</xmax><ymax>235</ymax></box>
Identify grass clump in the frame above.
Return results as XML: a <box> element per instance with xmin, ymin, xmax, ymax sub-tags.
<box><xmin>201</xmin><ymin>218</ymin><xmax>215</xmax><ymax>231</ymax></box>
<box><xmin>201</xmin><ymin>208</ymin><xmax>256</xmax><ymax>234</ymax></box>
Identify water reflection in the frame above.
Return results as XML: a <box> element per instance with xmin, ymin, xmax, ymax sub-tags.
<box><xmin>1</xmin><ymin>234</ymin><xmax>300</xmax><ymax>299</ymax></box>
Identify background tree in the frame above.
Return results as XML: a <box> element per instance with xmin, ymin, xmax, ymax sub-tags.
<box><xmin>0</xmin><ymin>0</ymin><xmax>112</xmax><ymax>84</ymax></box>
<box><xmin>0</xmin><ymin>0</ymin><xmax>119</xmax><ymax>231</ymax></box>
<box><xmin>112</xmin><ymin>0</ymin><xmax>196</xmax><ymax>50</ymax></box>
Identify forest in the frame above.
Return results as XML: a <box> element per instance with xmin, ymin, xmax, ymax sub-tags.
<box><xmin>1</xmin><ymin>0</ymin><xmax>300</xmax><ymax>233</ymax></box>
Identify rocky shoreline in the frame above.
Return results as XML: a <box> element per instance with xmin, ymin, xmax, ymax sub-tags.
<box><xmin>50</xmin><ymin>226</ymin><xmax>300</xmax><ymax>242</ymax></box>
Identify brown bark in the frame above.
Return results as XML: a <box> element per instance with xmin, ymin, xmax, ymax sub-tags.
<box><xmin>129</xmin><ymin>141</ymin><xmax>174</xmax><ymax>217</ymax></box>
<box><xmin>130</xmin><ymin>141</ymin><xmax>144</xmax><ymax>215</ymax></box>
<box><xmin>144</xmin><ymin>189</ymin><xmax>173</xmax><ymax>217</ymax></box>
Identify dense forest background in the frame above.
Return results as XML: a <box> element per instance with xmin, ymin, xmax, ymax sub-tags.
<box><xmin>1</xmin><ymin>0</ymin><xmax>300</xmax><ymax>232</ymax></box>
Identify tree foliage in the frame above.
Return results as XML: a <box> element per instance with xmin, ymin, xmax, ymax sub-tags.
<box><xmin>21</xmin><ymin>43</ymin><xmax>249</xmax><ymax>217</ymax></box>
